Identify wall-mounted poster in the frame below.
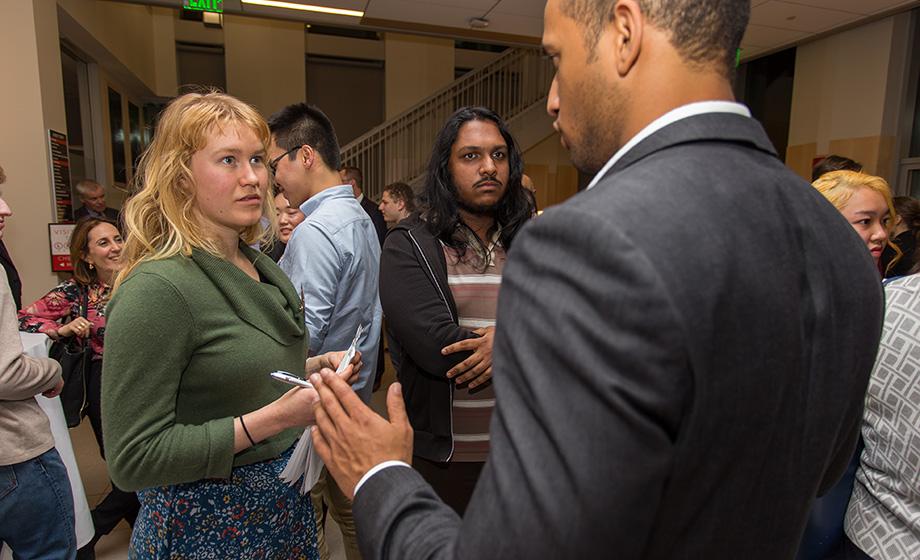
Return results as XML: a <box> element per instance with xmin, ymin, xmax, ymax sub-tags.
<box><xmin>108</xmin><ymin>87</ymin><xmax>126</xmax><ymax>185</ymax></box>
<box><xmin>48</xmin><ymin>130</ymin><xmax>74</xmax><ymax>222</ymax></box>
<box><xmin>49</xmin><ymin>223</ymin><xmax>77</xmax><ymax>272</ymax></box>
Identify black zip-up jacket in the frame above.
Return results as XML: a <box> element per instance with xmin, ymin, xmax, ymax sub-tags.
<box><xmin>380</xmin><ymin>215</ymin><xmax>477</xmax><ymax>462</ymax></box>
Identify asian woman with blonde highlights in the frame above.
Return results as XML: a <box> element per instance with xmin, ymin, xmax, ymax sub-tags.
<box><xmin>812</xmin><ymin>170</ymin><xmax>898</xmax><ymax>272</ymax></box>
<box><xmin>101</xmin><ymin>92</ymin><xmax>358</xmax><ymax>559</ymax></box>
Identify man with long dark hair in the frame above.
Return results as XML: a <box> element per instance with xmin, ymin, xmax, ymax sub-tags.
<box><xmin>376</xmin><ymin>106</ymin><xmax>531</xmax><ymax>514</ymax></box>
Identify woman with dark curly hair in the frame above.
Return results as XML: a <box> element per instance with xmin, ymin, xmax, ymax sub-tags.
<box><xmin>18</xmin><ymin>217</ymin><xmax>139</xmax><ymax>557</ymax></box>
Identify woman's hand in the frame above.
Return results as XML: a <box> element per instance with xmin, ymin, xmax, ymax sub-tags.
<box><xmin>308</xmin><ymin>351</ymin><xmax>363</xmax><ymax>385</ymax></box>
<box><xmin>234</xmin><ymin>386</ymin><xmax>320</xmax><ymax>452</ymax></box>
<box><xmin>58</xmin><ymin>317</ymin><xmax>92</xmax><ymax>338</ymax></box>
<box><xmin>272</xmin><ymin>386</ymin><xmax>321</xmax><ymax>429</ymax></box>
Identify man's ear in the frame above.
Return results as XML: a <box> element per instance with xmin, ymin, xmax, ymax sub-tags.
<box><xmin>300</xmin><ymin>145</ymin><xmax>315</xmax><ymax>171</ymax></box>
<box><xmin>611</xmin><ymin>0</ymin><xmax>643</xmax><ymax>77</ymax></box>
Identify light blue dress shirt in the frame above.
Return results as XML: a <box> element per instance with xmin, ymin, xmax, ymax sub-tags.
<box><xmin>280</xmin><ymin>184</ymin><xmax>382</xmax><ymax>403</ymax></box>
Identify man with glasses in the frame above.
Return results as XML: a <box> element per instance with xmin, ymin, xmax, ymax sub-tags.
<box><xmin>267</xmin><ymin>103</ymin><xmax>382</xmax><ymax>560</ymax></box>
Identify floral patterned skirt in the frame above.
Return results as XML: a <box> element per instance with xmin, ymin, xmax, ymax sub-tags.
<box><xmin>129</xmin><ymin>444</ymin><xmax>318</xmax><ymax>560</ymax></box>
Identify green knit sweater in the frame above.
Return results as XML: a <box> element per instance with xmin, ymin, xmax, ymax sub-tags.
<box><xmin>101</xmin><ymin>243</ymin><xmax>308</xmax><ymax>491</ymax></box>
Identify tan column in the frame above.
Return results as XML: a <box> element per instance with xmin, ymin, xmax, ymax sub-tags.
<box><xmin>384</xmin><ymin>33</ymin><xmax>454</xmax><ymax>119</ymax></box>
<box><xmin>224</xmin><ymin>14</ymin><xmax>306</xmax><ymax>117</ymax></box>
<box><xmin>0</xmin><ymin>0</ymin><xmax>68</xmax><ymax>302</ymax></box>
<box><xmin>151</xmin><ymin>6</ymin><xmax>178</xmax><ymax>98</ymax></box>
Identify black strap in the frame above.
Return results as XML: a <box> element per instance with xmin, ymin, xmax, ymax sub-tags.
<box><xmin>74</xmin><ymin>285</ymin><xmax>89</xmax><ymax>350</ymax></box>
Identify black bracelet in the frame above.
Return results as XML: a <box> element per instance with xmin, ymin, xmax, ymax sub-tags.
<box><xmin>239</xmin><ymin>415</ymin><xmax>256</xmax><ymax>447</ymax></box>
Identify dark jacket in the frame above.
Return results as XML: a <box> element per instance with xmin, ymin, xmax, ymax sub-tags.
<box><xmin>74</xmin><ymin>206</ymin><xmax>120</xmax><ymax>223</ymax></box>
<box><xmin>379</xmin><ymin>215</ymin><xmax>475</xmax><ymax>462</ymax></box>
<box><xmin>0</xmin><ymin>241</ymin><xmax>21</xmax><ymax>310</ymax></box>
<box><xmin>361</xmin><ymin>196</ymin><xmax>387</xmax><ymax>247</ymax></box>
<box><xmin>355</xmin><ymin>112</ymin><xmax>882</xmax><ymax>559</ymax></box>
<box><xmin>882</xmin><ymin>230</ymin><xmax>917</xmax><ymax>278</ymax></box>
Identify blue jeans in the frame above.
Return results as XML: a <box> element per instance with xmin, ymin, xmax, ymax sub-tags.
<box><xmin>0</xmin><ymin>448</ymin><xmax>76</xmax><ymax>560</ymax></box>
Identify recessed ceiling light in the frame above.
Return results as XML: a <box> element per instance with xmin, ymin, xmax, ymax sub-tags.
<box><xmin>241</xmin><ymin>0</ymin><xmax>364</xmax><ymax>18</ymax></box>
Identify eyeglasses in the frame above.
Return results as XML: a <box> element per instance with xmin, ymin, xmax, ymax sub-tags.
<box><xmin>269</xmin><ymin>146</ymin><xmax>301</xmax><ymax>175</ymax></box>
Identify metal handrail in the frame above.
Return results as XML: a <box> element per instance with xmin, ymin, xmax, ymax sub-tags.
<box><xmin>341</xmin><ymin>47</ymin><xmax>554</xmax><ymax>197</ymax></box>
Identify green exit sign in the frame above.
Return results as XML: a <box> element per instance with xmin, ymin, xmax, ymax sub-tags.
<box><xmin>184</xmin><ymin>0</ymin><xmax>223</xmax><ymax>13</ymax></box>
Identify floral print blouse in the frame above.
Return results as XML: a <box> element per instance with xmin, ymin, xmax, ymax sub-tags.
<box><xmin>18</xmin><ymin>279</ymin><xmax>110</xmax><ymax>361</ymax></box>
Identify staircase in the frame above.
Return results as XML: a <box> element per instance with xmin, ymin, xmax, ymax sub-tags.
<box><xmin>340</xmin><ymin>47</ymin><xmax>556</xmax><ymax>197</ymax></box>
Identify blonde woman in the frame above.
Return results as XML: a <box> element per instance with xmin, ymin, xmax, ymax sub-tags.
<box><xmin>101</xmin><ymin>92</ymin><xmax>358</xmax><ymax>558</ymax></box>
<box><xmin>812</xmin><ymin>170</ymin><xmax>896</xmax><ymax>270</ymax></box>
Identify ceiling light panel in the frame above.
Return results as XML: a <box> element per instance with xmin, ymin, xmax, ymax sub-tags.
<box><xmin>241</xmin><ymin>0</ymin><xmax>364</xmax><ymax>17</ymax></box>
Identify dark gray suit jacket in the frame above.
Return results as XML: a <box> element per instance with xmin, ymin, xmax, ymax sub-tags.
<box><xmin>360</xmin><ymin>195</ymin><xmax>387</xmax><ymax>247</ymax></box>
<box><xmin>74</xmin><ymin>205</ymin><xmax>120</xmax><ymax>223</ymax></box>
<box><xmin>354</xmin><ymin>112</ymin><xmax>883</xmax><ymax>559</ymax></box>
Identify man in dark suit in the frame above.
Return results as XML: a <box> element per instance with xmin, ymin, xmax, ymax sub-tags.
<box><xmin>73</xmin><ymin>179</ymin><xmax>120</xmax><ymax>223</ymax></box>
<box><xmin>308</xmin><ymin>0</ymin><xmax>883</xmax><ymax>558</ymax></box>
<box><xmin>342</xmin><ymin>166</ymin><xmax>387</xmax><ymax>246</ymax></box>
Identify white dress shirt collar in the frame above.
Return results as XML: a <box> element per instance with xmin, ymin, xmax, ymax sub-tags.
<box><xmin>586</xmin><ymin>101</ymin><xmax>752</xmax><ymax>190</ymax></box>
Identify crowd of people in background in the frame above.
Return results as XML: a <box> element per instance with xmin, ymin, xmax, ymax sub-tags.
<box><xmin>2</xmin><ymin>0</ymin><xmax>920</xmax><ymax>559</ymax></box>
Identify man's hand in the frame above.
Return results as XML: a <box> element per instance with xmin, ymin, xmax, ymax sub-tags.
<box><xmin>308</xmin><ymin>350</ymin><xmax>363</xmax><ymax>385</ymax></box>
<box><xmin>42</xmin><ymin>379</ymin><xmax>64</xmax><ymax>398</ymax></box>
<box><xmin>442</xmin><ymin>326</ymin><xmax>494</xmax><ymax>388</ymax></box>
<box><xmin>310</xmin><ymin>369</ymin><xmax>413</xmax><ymax>500</ymax></box>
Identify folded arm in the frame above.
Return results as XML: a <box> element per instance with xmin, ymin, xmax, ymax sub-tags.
<box><xmin>1</xmin><ymin>284</ymin><xmax>62</xmax><ymax>400</ymax></box>
<box><xmin>379</xmin><ymin>229</ymin><xmax>474</xmax><ymax>377</ymax></box>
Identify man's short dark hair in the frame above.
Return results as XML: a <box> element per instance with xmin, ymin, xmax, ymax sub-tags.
<box><xmin>384</xmin><ymin>182</ymin><xmax>416</xmax><ymax>213</ymax></box>
<box><xmin>561</xmin><ymin>0</ymin><xmax>750</xmax><ymax>76</ymax></box>
<box><xmin>342</xmin><ymin>166</ymin><xmax>363</xmax><ymax>190</ymax></box>
<box><xmin>812</xmin><ymin>155</ymin><xmax>863</xmax><ymax>182</ymax></box>
<box><xmin>267</xmin><ymin>103</ymin><xmax>341</xmax><ymax>171</ymax></box>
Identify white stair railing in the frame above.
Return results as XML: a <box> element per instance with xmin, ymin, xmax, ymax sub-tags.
<box><xmin>341</xmin><ymin>47</ymin><xmax>554</xmax><ymax>196</ymax></box>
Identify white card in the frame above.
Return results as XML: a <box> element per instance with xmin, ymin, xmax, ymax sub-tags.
<box><xmin>335</xmin><ymin>324</ymin><xmax>366</xmax><ymax>375</ymax></box>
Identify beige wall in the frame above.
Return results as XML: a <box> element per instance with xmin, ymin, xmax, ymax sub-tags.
<box><xmin>455</xmin><ymin>49</ymin><xmax>502</xmax><ymax>72</ymax></box>
<box><xmin>1</xmin><ymin>0</ymin><xmax>68</xmax><ymax>301</ymax></box>
<box><xmin>307</xmin><ymin>33</ymin><xmax>383</xmax><ymax>61</ymax></box>
<box><xmin>385</xmin><ymin>33</ymin><xmax>454</xmax><ymax>119</ymax></box>
<box><xmin>786</xmin><ymin>16</ymin><xmax>906</xmax><ymax>182</ymax></box>
<box><xmin>151</xmin><ymin>7</ymin><xmax>178</xmax><ymax>97</ymax></box>
<box><xmin>523</xmin><ymin>132</ymin><xmax>579</xmax><ymax>209</ymax></box>
<box><xmin>175</xmin><ymin>12</ymin><xmax>224</xmax><ymax>45</ymax></box>
<box><xmin>57</xmin><ymin>0</ymin><xmax>165</xmax><ymax>95</ymax></box>
<box><xmin>224</xmin><ymin>15</ymin><xmax>305</xmax><ymax>118</ymax></box>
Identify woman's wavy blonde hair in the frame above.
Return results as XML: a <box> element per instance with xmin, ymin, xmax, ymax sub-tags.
<box><xmin>116</xmin><ymin>91</ymin><xmax>276</xmax><ymax>288</ymax></box>
<box><xmin>812</xmin><ymin>170</ymin><xmax>900</xmax><ymax>273</ymax></box>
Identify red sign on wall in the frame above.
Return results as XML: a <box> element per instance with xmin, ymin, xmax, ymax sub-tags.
<box><xmin>49</xmin><ymin>223</ymin><xmax>76</xmax><ymax>272</ymax></box>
